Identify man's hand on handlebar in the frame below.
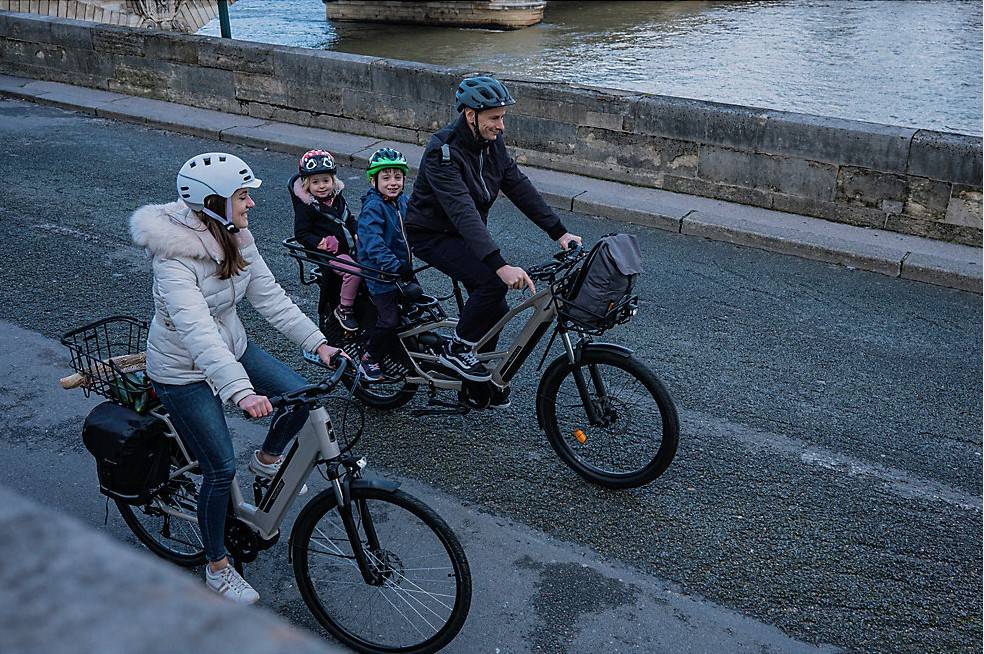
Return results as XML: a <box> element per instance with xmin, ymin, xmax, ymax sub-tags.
<box><xmin>239</xmin><ymin>393</ymin><xmax>273</xmax><ymax>419</ymax></box>
<box><xmin>316</xmin><ymin>342</ymin><xmax>351</xmax><ymax>368</ymax></box>
<box><xmin>496</xmin><ymin>264</ymin><xmax>536</xmax><ymax>294</ymax></box>
<box><xmin>557</xmin><ymin>232</ymin><xmax>583</xmax><ymax>251</ymax></box>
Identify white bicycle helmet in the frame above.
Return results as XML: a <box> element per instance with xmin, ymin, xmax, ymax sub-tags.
<box><xmin>176</xmin><ymin>152</ymin><xmax>262</xmax><ymax>211</ymax></box>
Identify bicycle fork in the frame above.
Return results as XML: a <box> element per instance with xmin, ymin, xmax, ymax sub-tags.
<box><xmin>561</xmin><ymin>333</ymin><xmax>608</xmax><ymax>425</ymax></box>
<box><xmin>330</xmin><ymin>470</ymin><xmax>388</xmax><ymax>586</ymax></box>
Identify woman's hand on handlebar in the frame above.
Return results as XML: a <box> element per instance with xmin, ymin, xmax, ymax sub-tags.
<box><xmin>496</xmin><ymin>264</ymin><xmax>536</xmax><ymax>294</ymax></box>
<box><xmin>239</xmin><ymin>393</ymin><xmax>273</xmax><ymax>419</ymax></box>
<box><xmin>316</xmin><ymin>342</ymin><xmax>351</xmax><ymax>368</ymax></box>
<box><xmin>557</xmin><ymin>232</ymin><xmax>583</xmax><ymax>251</ymax></box>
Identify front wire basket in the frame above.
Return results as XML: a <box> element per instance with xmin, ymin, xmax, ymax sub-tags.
<box><xmin>60</xmin><ymin>316</ymin><xmax>155</xmax><ymax>412</ymax></box>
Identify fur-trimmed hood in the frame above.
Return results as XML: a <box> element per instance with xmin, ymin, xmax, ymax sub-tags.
<box><xmin>129</xmin><ymin>200</ymin><xmax>253</xmax><ymax>262</ymax></box>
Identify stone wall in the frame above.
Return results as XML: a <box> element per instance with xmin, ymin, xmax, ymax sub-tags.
<box><xmin>1</xmin><ymin>11</ymin><xmax>980</xmax><ymax>245</ymax></box>
<box><xmin>0</xmin><ymin>483</ymin><xmax>344</xmax><ymax>654</ymax></box>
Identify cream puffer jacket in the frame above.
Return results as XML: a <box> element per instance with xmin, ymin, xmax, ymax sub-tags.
<box><xmin>130</xmin><ymin>201</ymin><xmax>326</xmax><ymax>405</ymax></box>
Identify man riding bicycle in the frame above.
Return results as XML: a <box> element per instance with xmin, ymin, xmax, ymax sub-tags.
<box><xmin>405</xmin><ymin>75</ymin><xmax>582</xmax><ymax>408</ymax></box>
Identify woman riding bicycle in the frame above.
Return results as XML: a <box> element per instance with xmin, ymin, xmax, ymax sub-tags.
<box><xmin>129</xmin><ymin>152</ymin><xmax>345</xmax><ymax>605</ymax></box>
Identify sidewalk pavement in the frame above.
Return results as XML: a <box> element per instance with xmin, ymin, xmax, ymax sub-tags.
<box><xmin>1</xmin><ymin>73</ymin><xmax>979</xmax><ymax>293</ymax></box>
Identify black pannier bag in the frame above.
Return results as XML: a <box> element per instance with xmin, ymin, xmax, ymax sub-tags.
<box><xmin>563</xmin><ymin>233</ymin><xmax>643</xmax><ymax>328</ymax></box>
<box><xmin>82</xmin><ymin>401</ymin><xmax>171</xmax><ymax>504</ymax></box>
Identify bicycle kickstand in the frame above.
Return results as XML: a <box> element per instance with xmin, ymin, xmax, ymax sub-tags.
<box><xmin>411</xmin><ymin>389</ymin><xmax>471</xmax><ymax>417</ymax></box>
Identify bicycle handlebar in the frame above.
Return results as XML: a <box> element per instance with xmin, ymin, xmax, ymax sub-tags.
<box><xmin>528</xmin><ymin>241</ymin><xmax>586</xmax><ymax>281</ymax></box>
<box><xmin>268</xmin><ymin>355</ymin><xmax>350</xmax><ymax>410</ymax></box>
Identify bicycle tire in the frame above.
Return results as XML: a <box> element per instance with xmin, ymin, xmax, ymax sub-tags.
<box><xmin>291</xmin><ymin>487</ymin><xmax>471</xmax><ymax>654</ymax></box>
<box><xmin>537</xmin><ymin>348</ymin><xmax>679</xmax><ymax>489</ymax></box>
<box><xmin>345</xmin><ymin>374</ymin><xmax>419</xmax><ymax>411</ymax></box>
<box><xmin>116</xmin><ymin>456</ymin><xmax>206</xmax><ymax>566</ymax></box>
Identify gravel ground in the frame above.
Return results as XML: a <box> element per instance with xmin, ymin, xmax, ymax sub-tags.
<box><xmin>0</xmin><ymin>100</ymin><xmax>980</xmax><ymax>653</ymax></box>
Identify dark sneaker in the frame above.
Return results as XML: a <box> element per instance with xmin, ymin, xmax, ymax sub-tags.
<box><xmin>439</xmin><ymin>340</ymin><xmax>492</xmax><ymax>382</ymax></box>
<box><xmin>359</xmin><ymin>353</ymin><xmax>384</xmax><ymax>382</ymax></box>
<box><xmin>488</xmin><ymin>385</ymin><xmax>511</xmax><ymax>409</ymax></box>
<box><xmin>333</xmin><ymin>305</ymin><xmax>359</xmax><ymax>332</ymax></box>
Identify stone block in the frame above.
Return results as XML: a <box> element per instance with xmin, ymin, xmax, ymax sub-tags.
<box><xmin>945</xmin><ymin>185</ymin><xmax>983</xmax><ymax>229</ymax></box>
<box><xmin>699</xmin><ymin>145</ymin><xmax>837</xmax><ymax>199</ymax></box>
<box><xmin>197</xmin><ymin>36</ymin><xmax>277</xmax><ymax>75</ymax></box>
<box><xmin>0</xmin><ymin>485</ymin><xmax>343</xmax><ymax>654</ymax></box>
<box><xmin>834</xmin><ymin>166</ymin><xmax>907</xmax><ymax>210</ymax></box>
<box><xmin>626</xmin><ymin>94</ymin><xmax>769</xmax><ymax>150</ymax></box>
<box><xmin>575</xmin><ymin>125</ymin><xmax>697</xmax><ymax>176</ymax></box>
<box><xmin>274</xmin><ymin>47</ymin><xmax>374</xmax><ymax>103</ymax></box>
<box><xmin>20</xmin><ymin>78</ymin><xmax>122</xmax><ymax>113</ymax></box>
<box><xmin>370</xmin><ymin>57</ymin><xmax>458</xmax><ymax>105</ymax></box>
<box><xmin>510</xmin><ymin>144</ymin><xmax>665</xmax><ymax>190</ymax></box>
<box><xmin>96</xmin><ymin>95</ymin><xmax>262</xmax><ymax>140</ymax></box>
<box><xmin>663</xmin><ymin>174</ymin><xmax>773</xmax><ymax>210</ymax></box>
<box><xmin>340</xmin><ymin>89</ymin><xmax>447</xmax><ymax>131</ymax></box>
<box><xmin>164</xmin><ymin>62</ymin><xmax>238</xmax><ymax>113</ymax></box>
<box><xmin>108</xmin><ymin>59</ymin><xmax>169</xmax><ymax>99</ymax></box>
<box><xmin>0</xmin><ymin>11</ymin><xmax>51</xmax><ymax>43</ymax></box>
<box><xmin>680</xmin><ymin>209</ymin><xmax>905</xmax><ymax>278</ymax></box>
<box><xmin>47</xmin><ymin>18</ymin><xmax>93</xmax><ymax>50</ymax></box>
<box><xmin>903</xmin><ymin>176</ymin><xmax>951</xmax><ymax>222</ymax></box>
<box><xmin>91</xmin><ymin>24</ymin><xmax>145</xmax><ymax>56</ymax></box>
<box><xmin>507</xmin><ymin>113</ymin><xmax>578</xmax><ymax>154</ymax></box>
<box><xmin>885</xmin><ymin>213</ymin><xmax>981</xmax><ymax>246</ymax></box>
<box><xmin>771</xmin><ymin>192</ymin><xmax>889</xmax><ymax>229</ymax></box>
<box><xmin>143</xmin><ymin>31</ymin><xmax>198</xmax><ymax>65</ymax></box>
<box><xmin>234</xmin><ymin>71</ymin><xmax>286</xmax><ymax>106</ymax></box>
<box><xmin>244</xmin><ymin>100</ymin><xmax>316</xmax><ymax>128</ymax></box>
<box><xmin>505</xmin><ymin>79</ymin><xmax>636</xmax><ymax>129</ymax></box>
<box><xmin>908</xmin><ymin>130</ymin><xmax>983</xmax><ymax>186</ymax></box>
<box><xmin>760</xmin><ymin>110</ymin><xmax>914</xmax><ymax>173</ymax></box>
<box><xmin>900</xmin><ymin>251</ymin><xmax>983</xmax><ymax>293</ymax></box>
<box><xmin>0</xmin><ymin>72</ymin><xmax>30</xmax><ymax>92</ymax></box>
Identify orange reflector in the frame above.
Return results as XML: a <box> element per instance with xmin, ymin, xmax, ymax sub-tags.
<box><xmin>574</xmin><ymin>429</ymin><xmax>587</xmax><ymax>444</ymax></box>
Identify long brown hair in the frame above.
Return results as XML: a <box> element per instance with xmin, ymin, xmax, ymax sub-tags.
<box><xmin>201</xmin><ymin>195</ymin><xmax>248</xmax><ymax>279</ymax></box>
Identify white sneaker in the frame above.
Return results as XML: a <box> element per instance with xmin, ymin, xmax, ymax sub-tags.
<box><xmin>205</xmin><ymin>564</ymin><xmax>259</xmax><ymax>605</ymax></box>
<box><xmin>249</xmin><ymin>450</ymin><xmax>308</xmax><ymax>495</ymax></box>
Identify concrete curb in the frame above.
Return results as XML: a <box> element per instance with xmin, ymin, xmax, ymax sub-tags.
<box><xmin>0</xmin><ymin>483</ymin><xmax>344</xmax><ymax>654</ymax></box>
<box><xmin>2</xmin><ymin>73</ymin><xmax>980</xmax><ymax>294</ymax></box>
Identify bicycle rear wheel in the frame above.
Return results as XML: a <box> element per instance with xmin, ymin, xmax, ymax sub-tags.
<box><xmin>537</xmin><ymin>347</ymin><xmax>679</xmax><ymax>488</ymax></box>
<box><xmin>291</xmin><ymin>487</ymin><xmax>471</xmax><ymax>654</ymax></box>
<box><xmin>116</xmin><ymin>453</ymin><xmax>206</xmax><ymax>566</ymax></box>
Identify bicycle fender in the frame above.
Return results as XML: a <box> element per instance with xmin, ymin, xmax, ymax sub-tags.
<box><xmin>350</xmin><ymin>477</ymin><xmax>401</xmax><ymax>494</ymax></box>
<box><xmin>534</xmin><ymin>343</ymin><xmax>635</xmax><ymax>429</ymax></box>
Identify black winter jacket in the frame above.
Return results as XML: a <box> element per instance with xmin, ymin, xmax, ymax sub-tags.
<box><xmin>289</xmin><ymin>174</ymin><xmax>357</xmax><ymax>257</ymax></box>
<box><xmin>405</xmin><ymin>114</ymin><xmax>567</xmax><ymax>271</ymax></box>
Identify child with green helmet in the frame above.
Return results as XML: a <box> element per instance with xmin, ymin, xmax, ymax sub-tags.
<box><xmin>356</xmin><ymin>148</ymin><xmax>414</xmax><ymax>379</ymax></box>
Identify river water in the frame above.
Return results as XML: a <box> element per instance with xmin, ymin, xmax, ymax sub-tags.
<box><xmin>199</xmin><ymin>0</ymin><xmax>983</xmax><ymax>135</ymax></box>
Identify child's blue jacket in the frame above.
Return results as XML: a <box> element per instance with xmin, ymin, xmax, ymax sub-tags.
<box><xmin>357</xmin><ymin>188</ymin><xmax>411</xmax><ymax>295</ymax></box>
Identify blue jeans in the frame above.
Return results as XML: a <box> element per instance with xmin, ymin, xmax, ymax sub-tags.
<box><xmin>151</xmin><ymin>343</ymin><xmax>309</xmax><ymax>563</ymax></box>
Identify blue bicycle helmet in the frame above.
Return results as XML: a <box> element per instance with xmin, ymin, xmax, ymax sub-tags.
<box><xmin>455</xmin><ymin>76</ymin><xmax>516</xmax><ymax>113</ymax></box>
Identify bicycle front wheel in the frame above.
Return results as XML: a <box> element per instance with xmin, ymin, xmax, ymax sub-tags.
<box><xmin>537</xmin><ymin>348</ymin><xmax>679</xmax><ymax>488</ymax></box>
<box><xmin>116</xmin><ymin>459</ymin><xmax>206</xmax><ymax>566</ymax></box>
<box><xmin>292</xmin><ymin>487</ymin><xmax>471</xmax><ymax>654</ymax></box>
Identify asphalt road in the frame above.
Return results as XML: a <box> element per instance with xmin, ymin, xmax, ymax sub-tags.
<box><xmin>0</xmin><ymin>100</ymin><xmax>980</xmax><ymax>653</ymax></box>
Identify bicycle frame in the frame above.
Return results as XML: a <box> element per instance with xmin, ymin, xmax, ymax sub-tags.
<box><xmin>148</xmin><ymin>406</ymin><xmax>344</xmax><ymax>542</ymax></box>
<box><xmin>399</xmin><ymin>285</ymin><xmax>564</xmax><ymax>389</ymax></box>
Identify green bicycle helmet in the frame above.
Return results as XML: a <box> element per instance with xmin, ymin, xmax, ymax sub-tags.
<box><xmin>366</xmin><ymin>147</ymin><xmax>409</xmax><ymax>182</ymax></box>
<box><xmin>455</xmin><ymin>76</ymin><xmax>516</xmax><ymax>113</ymax></box>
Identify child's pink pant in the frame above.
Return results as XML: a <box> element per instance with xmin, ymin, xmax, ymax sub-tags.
<box><xmin>329</xmin><ymin>254</ymin><xmax>361</xmax><ymax>307</ymax></box>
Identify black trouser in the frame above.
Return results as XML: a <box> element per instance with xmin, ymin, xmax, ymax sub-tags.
<box><xmin>408</xmin><ymin>232</ymin><xmax>508</xmax><ymax>350</ymax></box>
<box><xmin>366</xmin><ymin>290</ymin><xmax>401</xmax><ymax>362</ymax></box>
